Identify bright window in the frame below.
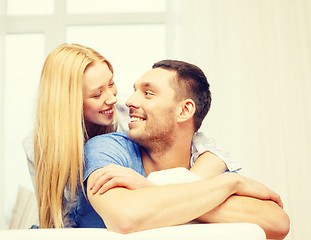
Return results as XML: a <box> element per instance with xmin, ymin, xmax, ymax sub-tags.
<box><xmin>4</xmin><ymin>34</ymin><xmax>44</xmax><ymax>222</ymax></box>
<box><xmin>7</xmin><ymin>0</ymin><xmax>54</xmax><ymax>15</ymax></box>
<box><xmin>1</xmin><ymin>1</ymin><xmax>167</xmax><ymax>227</ymax></box>
<box><xmin>67</xmin><ymin>0</ymin><xmax>166</xmax><ymax>14</ymax></box>
<box><xmin>66</xmin><ymin>24</ymin><xmax>166</xmax><ymax>96</ymax></box>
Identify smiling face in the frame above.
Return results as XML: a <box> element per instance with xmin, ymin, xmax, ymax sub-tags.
<box><xmin>126</xmin><ymin>68</ymin><xmax>178</xmax><ymax>149</ymax></box>
<box><xmin>83</xmin><ymin>62</ymin><xmax>117</xmax><ymax>129</ymax></box>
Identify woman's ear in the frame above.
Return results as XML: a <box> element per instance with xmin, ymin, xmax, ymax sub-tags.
<box><xmin>177</xmin><ymin>99</ymin><xmax>196</xmax><ymax>123</ymax></box>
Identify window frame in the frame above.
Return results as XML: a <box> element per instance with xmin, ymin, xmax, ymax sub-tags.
<box><xmin>0</xmin><ymin>0</ymin><xmax>167</xmax><ymax>228</ymax></box>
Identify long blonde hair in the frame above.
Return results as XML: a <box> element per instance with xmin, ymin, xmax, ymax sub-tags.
<box><xmin>34</xmin><ymin>44</ymin><xmax>115</xmax><ymax>228</ymax></box>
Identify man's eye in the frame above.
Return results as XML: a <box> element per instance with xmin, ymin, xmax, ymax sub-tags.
<box><xmin>109</xmin><ymin>82</ymin><xmax>115</xmax><ymax>87</ymax></box>
<box><xmin>145</xmin><ymin>91</ymin><xmax>154</xmax><ymax>96</ymax></box>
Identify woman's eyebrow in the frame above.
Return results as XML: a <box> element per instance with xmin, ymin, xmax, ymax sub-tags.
<box><xmin>87</xmin><ymin>85</ymin><xmax>102</xmax><ymax>93</ymax></box>
<box><xmin>88</xmin><ymin>76</ymin><xmax>114</xmax><ymax>92</ymax></box>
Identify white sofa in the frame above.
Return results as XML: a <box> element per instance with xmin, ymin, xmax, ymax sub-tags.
<box><xmin>1</xmin><ymin>223</ymin><xmax>266</xmax><ymax>240</ymax></box>
<box><xmin>4</xmin><ymin>168</ymin><xmax>266</xmax><ymax>239</ymax></box>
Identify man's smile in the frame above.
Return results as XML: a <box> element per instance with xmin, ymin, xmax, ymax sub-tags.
<box><xmin>130</xmin><ymin>116</ymin><xmax>146</xmax><ymax>122</ymax></box>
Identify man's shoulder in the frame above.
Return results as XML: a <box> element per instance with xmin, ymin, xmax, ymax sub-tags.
<box><xmin>83</xmin><ymin>131</ymin><xmax>143</xmax><ymax>181</ymax></box>
<box><xmin>85</xmin><ymin>131</ymin><xmax>137</xmax><ymax>153</ymax></box>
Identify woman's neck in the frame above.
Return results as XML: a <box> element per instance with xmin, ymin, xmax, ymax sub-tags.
<box><xmin>85</xmin><ymin>122</ymin><xmax>102</xmax><ymax>139</ymax></box>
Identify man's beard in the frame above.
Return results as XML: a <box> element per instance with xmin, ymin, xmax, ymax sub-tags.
<box><xmin>128</xmin><ymin>118</ymin><xmax>175</xmax><ymax>154</ymax></box>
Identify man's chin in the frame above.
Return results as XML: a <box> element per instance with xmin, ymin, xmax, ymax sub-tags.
<box><xmin>127</xmin><ymin>129</ymin><xmax>145</xmax><ymax>145</ymax></box>
<box><xmin>127</xmin><ymin>130</ymin><xmax>138</xmax><ymax>141</ymax></box>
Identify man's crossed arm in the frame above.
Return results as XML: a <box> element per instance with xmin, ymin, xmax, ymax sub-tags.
<box><xmin>87</xmin><ymin>163</ymin><xmax>289</xmax><ymax>239</ymax></box>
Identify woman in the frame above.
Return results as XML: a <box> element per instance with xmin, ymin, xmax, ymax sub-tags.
<box><xmin>33</xmin><ymin>44</ymin><xmax>119</xmax><ymax>228</ymax></box>
<box><xmin>24</xmin><ymin>44</ymin><xmax>239</xmax><ymax>228</ymax></box>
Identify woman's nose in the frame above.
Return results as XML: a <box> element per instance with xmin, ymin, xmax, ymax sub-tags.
<box><xmin>105</xmin><ymin>92</ymin><xmax>118</xmax><ymax>105</ymax></box>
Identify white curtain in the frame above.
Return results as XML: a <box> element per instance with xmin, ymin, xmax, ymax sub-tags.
<box><xmin>167</xmin><ymin>1</ymin><xmax>311</xmax><ymax>239</ymax></box>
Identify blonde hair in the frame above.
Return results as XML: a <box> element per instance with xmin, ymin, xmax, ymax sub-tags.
<box><xmin>34</xmin><ymin>44</ymin><xmax>116</xmax><ymax>228</ymax></box>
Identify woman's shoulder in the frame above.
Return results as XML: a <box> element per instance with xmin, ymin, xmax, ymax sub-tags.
<box><xmin>23</xmin><ymin>130</ymin><xmax>34</xmax><ymax>162</ymax></box>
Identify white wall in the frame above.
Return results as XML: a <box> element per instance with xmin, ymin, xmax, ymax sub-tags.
<box><xmin>0</xmin><ymin>0</ymin><xmax>6</xmax><ymax>228</ymax></box>
<box><xmin>167</xmin><ymin>1</ymin><xmax>311</xmax><ymax>239</ymax></box>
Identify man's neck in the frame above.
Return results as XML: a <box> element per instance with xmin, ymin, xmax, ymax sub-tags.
<box><xmin>141</xmin><ymin>137</ymin><xmax>192</xmax><ymax>177</ymax></box>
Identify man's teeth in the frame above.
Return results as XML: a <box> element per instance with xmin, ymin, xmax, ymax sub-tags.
<box><xmin>130</xmin><ymin>117</ymin><xmax>144</xmax><ymax>122</ymax></box>
<box><xmin>100</xmin><ymin>109</ymin><xmax>113</xmax><ymax>114</ymax></box>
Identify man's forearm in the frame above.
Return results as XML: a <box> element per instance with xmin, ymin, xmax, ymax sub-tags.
<box><xmin>190</xmin><ymin>152</ymin><xmax>289</xmax><ymax>239</ymax></box>
<box><xmin>196</xmin><ymin>195</ymin><xmax>290</xmax><ymax>239</ymax></box>
<box><xmin>88</xmin><ymin>170</ymin><xmax>237</xmax><ymax>233</ymax></box>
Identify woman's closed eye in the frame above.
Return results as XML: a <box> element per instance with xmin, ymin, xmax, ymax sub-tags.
<box><xmin>108</xmin><ymin>81</ymin><xmax>115</xmax><ymax>88</ymax></box>
<box><xmin>93</xmin><ymin>91</ymin><xmax>102</xmax><ymax>98</ymax></box>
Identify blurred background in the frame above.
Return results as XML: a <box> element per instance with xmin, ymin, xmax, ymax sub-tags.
<box><xmin>0</xmin><ymin>0</ymin><xmax>310</xmax><ymax>239</ymax></box>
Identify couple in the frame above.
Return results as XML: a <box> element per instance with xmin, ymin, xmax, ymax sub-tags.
<box><xmin>24</xmin><ymin>44</ymin><xmax>289</xmax><ymax>239</ymax></box>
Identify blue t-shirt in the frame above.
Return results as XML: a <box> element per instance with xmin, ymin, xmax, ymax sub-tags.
<box><xmin>72</xmin><ymin>132</ymin><xmax>145</xmax><ymax>228</ymax></box>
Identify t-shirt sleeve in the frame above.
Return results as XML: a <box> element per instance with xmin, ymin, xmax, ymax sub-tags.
<box><xmin>191</xmin><ymin>131</ymin><xmax>242</xmax><ymax>172</ymax></box>
<box><xmin>83</xmin><ymin>134</ymin><xmax>130</xmax><ymax>182</ymax></box>
<box><xmin>22</xmin><ymin>131</ymin><xmax>36</xmax><ymax>187</ymax></box>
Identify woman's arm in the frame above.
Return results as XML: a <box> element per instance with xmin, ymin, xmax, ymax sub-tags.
<box><xmin>23</xmin><ymin>131</ymin><xmax>36</xmax><ymax>187</ymax></box>
<box><xmin>190</xmin><ymin>151</ymin><xmax>227</xmax><ymax>179</ymax></box>
<box><xmin>190</xmin><ymin>132</ymin><xmax>241</xmax><ymax>177</ymax></box>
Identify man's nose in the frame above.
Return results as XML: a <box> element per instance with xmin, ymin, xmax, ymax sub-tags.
<box><xmin>126</xmin><ymin>93</ymin><xmax>139</xmax><ymax>109</ymax></box>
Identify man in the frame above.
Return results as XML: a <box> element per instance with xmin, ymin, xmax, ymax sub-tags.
<box><xmin>76</xmin><ymin>60</ymin><xmax>289</xmax><ymax>239</ymax></box>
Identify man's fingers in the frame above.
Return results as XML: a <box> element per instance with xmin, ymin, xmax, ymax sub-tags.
<box><xmin>92</xmin><ymin>175</ymin><xmax>112</xmax><ymax>194</ymax></box>
<box><xmin>98</xmin><ymin>178</ymin><xmax>123</xmax><ymax>195</ymax></box>
<box><xmin>90</xmin><ymin>169</ymin><xmax>107</xmax><ymax>189</ymax></box>
<box><xmin>271</xmin><ymin>193</ymin><xmax>283</xmax><ymax>208</ymax></box>
<box><xmin>91</xmin><ymin>164</ymin><xmax>120</xmax><ymax>189</ymax></box>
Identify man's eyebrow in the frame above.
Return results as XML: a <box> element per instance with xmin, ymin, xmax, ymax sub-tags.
<box><xmin>134</xmin><ymin>82</ymin><xmax>159</xmax><ymax>91</ymax></box>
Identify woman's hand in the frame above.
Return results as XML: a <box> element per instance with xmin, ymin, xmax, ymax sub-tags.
<box><xmin>90</xmin><ymin>164</ymin><xmax>154</xmax><ymax>195</ymax></box>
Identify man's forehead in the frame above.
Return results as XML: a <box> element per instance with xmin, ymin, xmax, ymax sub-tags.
<box><xmin>134</xmin><ymin>68</ymin><xmax>176</xmax><ymax>88</ymax></box>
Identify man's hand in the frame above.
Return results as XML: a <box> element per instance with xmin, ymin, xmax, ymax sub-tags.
<box><xmin>90</xmin><ymin>164</ymin><xmax>154</xmax><ymax>195</ymax></box>
<box><xmin>235</xmin><ymin>174</ymin><xmax>283</xmax><ymax>208</ymax></box>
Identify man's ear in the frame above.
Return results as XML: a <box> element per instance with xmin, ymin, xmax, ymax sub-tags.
<box><xmin>177</xmin><ymin>99</ymin><xmax>196</xmax><ymax>123</ymax></box>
